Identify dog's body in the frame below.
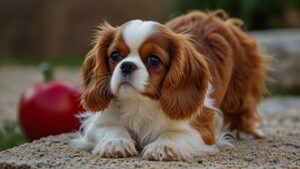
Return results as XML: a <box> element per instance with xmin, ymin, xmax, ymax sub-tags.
<box><xmin>70</xmin><ymin>11</ymin><xmax>267</xmax><ymax>161</ymax></box>
<box><xmin>166</xmin><ymin>11</ymin><xmax>267</xmax><ymax>139</ymax></box>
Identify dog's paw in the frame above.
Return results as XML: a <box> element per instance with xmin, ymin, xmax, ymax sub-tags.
<box><xmin>92</xmin><ymin>139</ymin><xmax>137</xmax><ymax>158</ymax></box>
<box><xmin>142</xmin><ymin>144</ymin><xmax>183</xmax><ymax>161</ymax></box>
<box><xmin>232</xmin><ymin>128</ymin><xmax>264</xmax><ymax>140</ymax></box>
<box><xmin>69</xmin><ymin>136</ymin><xmax>93</xmax><ymax>151</ymax></box>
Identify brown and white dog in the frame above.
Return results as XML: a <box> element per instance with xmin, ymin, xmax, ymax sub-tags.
<box><xmin>70</xmin><ymin>10</ymin><xmax>268</xmax><ymax>161</ymax></box>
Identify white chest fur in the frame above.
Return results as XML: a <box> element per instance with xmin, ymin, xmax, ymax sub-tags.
<box><xmin>107</xmin><ymin>86</ymin><xmax>188</xmax><ymax>147</ymax></box>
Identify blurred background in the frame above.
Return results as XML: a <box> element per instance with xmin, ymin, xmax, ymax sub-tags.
<box><xmin>0</xmin><ymin>0</ymin><xmax>300</xmax><ymax>150</ymax></box>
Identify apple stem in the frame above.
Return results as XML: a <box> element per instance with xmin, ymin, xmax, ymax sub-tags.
<box><xmin>40</xmin><ymin>61</ymin><xmax>54</xmax><ymax>82</ymax></box>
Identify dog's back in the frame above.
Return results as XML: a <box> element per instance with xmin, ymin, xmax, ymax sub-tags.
<box><xmin>166</xmin><ymin>10</ymin><xmax>268</xmax><ymax>138</ymax></box>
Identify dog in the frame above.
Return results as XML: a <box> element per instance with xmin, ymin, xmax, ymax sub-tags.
<box><xmin>70</xmin><ymin>10</ymin><xmax>268</xmax><ymax>161</ymax></box>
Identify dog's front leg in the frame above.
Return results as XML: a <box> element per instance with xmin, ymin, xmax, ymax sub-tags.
<box><xmin>70</xmin><ymin>109</ymin><xmax>138</xmax><ymax>158</ymax></box>
<box><xmin>91</xmin><ymin>126</ymin><xmax>138</xmax><ymax>158</ymax></box>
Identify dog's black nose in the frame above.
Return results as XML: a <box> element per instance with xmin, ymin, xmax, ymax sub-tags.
<box><xmin>120</xmin><ymin>61</ymin><xmax>137</xmax><ymax>75</ymax></box>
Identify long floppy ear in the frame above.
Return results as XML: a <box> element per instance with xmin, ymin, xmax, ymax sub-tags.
<box><xmin>160</xmin><ymin>34</ymin><xmax>210</xmax><ymax>120</ymax></box>
<box><xmin>81</xmin><ymin>23</ymin><xmax>116</xmax><ymax>112</ymax></box>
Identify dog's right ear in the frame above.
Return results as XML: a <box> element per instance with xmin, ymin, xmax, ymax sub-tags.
<box><xmin>81</xmin><ymin>23</ymin><xmax>116</xmax><ymax>112</ymax></box>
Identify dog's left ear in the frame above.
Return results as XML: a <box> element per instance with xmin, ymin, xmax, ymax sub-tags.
<box><xmin>160</xmin><ymin>33</ymin><xmax>210</xmax><ymax>120</ymax></box>
<box><xmin>81</xmin><ymin>23</ymin><xmax>116</xmax><ymax>112</ymax></box>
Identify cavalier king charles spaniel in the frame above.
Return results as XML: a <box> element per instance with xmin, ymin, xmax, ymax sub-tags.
<box><xmin>70</xmin><ymin>10</ymin><xmax>268</xmax><ymax>161</ymax></box>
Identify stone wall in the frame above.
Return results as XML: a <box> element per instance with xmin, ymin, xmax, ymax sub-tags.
<box><xmin>251</xmin><ymin>29</ymin><xmax>300</xmax><ymax>92</ymax></box>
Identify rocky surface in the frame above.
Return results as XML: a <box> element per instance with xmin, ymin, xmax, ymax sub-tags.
<box><xmin>251</xmin><ymin>29</ymin><xmax>300</xmax><ymax>92</ymax></box>
<box><xmin>0</xmin><ymin>97</ymin><xmax>299</xmax><ymax>169</ymax></box>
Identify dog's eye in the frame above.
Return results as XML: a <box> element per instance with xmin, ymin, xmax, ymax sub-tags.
<box><xmin>111</xmin><ymin>51</ymin><xmax>123</xmax><ymax>62</ymax></box>
<box><xmin>147</xmin><ymin>55</ymin><xmax>161</xmax><ymax>67</ymax></box>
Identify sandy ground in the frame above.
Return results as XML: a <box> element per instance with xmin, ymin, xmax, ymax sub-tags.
<box><xmin>0</xmin><ymin>66</ymin><xmax>299</xmax><ymax>168</ymax></box>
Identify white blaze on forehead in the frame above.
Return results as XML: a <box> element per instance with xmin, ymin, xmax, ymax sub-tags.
<box><xmin>110</xmin><ymin>20</ymin><xmax>157</xmax><ymax>95</ymax></box>
<box><xmin>122</xmin><ymin>20</ymin><xmax>157</xmax><ymax>52</ymax></box>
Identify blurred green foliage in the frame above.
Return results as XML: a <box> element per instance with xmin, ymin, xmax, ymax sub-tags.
<box><xmin>0</xmin><ymin>120</ymin><xmax>28</xmax><ymax>151</ymax></box>
<box><xmin>173</xmin><ymin>0</ymin><xmax>300</xmax><ymax>30</ymax></box>
<box><xmin>268</xmin><ymin>84</ymin><xmax>300</xmax><ymax>96</ymax></box>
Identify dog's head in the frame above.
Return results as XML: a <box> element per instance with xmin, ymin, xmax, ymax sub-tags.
<box><xmin>81</xmin><ymin>20</ymin><xmax>210</xmax><ymax>120</ymax></box>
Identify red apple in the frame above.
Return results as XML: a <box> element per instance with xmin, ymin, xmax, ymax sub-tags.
<box><xmin>18</xmin><ymin>63</ymin><xmax>83</xmax><ymax>140</ymax></box>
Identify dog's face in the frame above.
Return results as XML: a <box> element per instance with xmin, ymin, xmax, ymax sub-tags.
<box><xmin>81</xmin><ymin>20</ymin><xmax>210</xmax><ymax>120</ymax></box>
<box><xmin>108</xmin><ymin>21</ymin><xmax>168</xmax><ymax>98</ymax></box>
